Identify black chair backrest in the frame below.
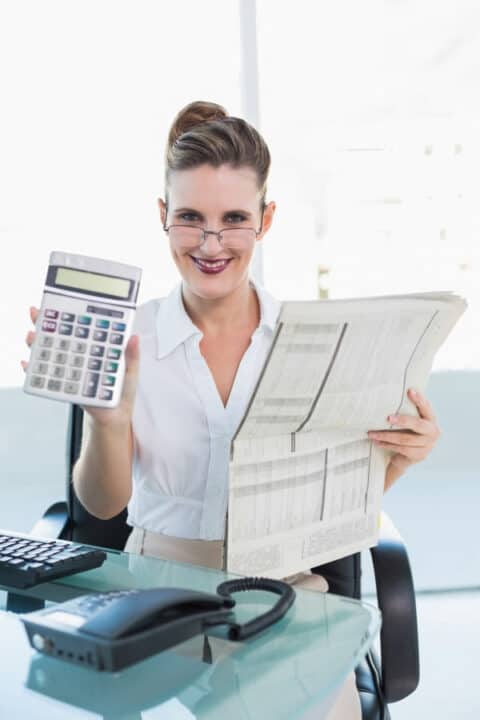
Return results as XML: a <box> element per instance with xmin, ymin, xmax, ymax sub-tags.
<box><xmin>66</xmin><ymin>405</ymin><xmax>131</xmax><ymax>550</ymax></box>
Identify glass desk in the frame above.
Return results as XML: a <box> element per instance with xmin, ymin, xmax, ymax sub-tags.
<box><xmin>0</xmin><ymin>547</ymin><xmax>381</xmax><ymax>719</ymax></box>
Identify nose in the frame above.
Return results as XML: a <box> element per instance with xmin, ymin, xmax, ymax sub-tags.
<box><xmin>200</xmin><ymin>231</ymin><xmax>223</xmax><ymax>256</ymax></box>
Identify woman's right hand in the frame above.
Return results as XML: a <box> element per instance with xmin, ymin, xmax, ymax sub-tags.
<box><xmin>22</xmin><ymin>306</ymin><xmax>140</xmax><ymax>428</ymax></box>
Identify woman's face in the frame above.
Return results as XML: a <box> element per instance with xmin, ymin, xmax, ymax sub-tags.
<box><xmin>158</xmin><ymin>163</ymin><xmax>275</xmax><ymax>301</ymax></box>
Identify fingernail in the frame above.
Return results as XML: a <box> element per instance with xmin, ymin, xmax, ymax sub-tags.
<box><xmin>409</xmin><ymin>389</ymin><xmax>417</xmax><ymax>396</ymax></box>
<box><xmin>388</xmin><ymin>415</ymin><xmax>398</xmax><ymax>423</ymax></box>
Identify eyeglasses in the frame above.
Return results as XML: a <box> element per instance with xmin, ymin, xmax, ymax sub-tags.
<box><xmin>163</xmin><ymin>205</ymin><xmax>265</xmax><ymax>251</ymax></box>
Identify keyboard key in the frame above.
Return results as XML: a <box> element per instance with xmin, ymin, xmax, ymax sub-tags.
<box><xmin>93</xmin><ymin>330</ymin><xmax>108</xmax><ymax>342</ymax></box>
<box><xmin>39</xmin><ymin>335</ymin><xmax>54</xmax><ymax>348</ymax></box>
<box><xmin>112</xmin><ymin>322</ymin><xmax>126</xmax><ymax>332</ymax></box>
<box><xmin>66</xmin><ymin>368</ymin><xmax>82</xmax><ymax>381</ymax></box>
<box><xmin>78</xmin><ymin>315</ymin><xmax>92</xmax><ymax>325</ymax></box>
<box><xmin>101</xmin><ymin>375</ymin><xmax>116</xmax><ymax>387</ymax></box>
<box><xmin>59</xmin><ymin>323</ymin><xmax>73</xmax><ymax>336</ymax></box>
<box><xmin>33</xmin><ymin>362</ymin><xmax>48</xmax><ymax>375</ymax></box>
<box><xmin>90</xmin><ymin>344</ymin><xmax>105</xmax><ymax>358</ymax></box>
<box><xmin>53</xmin><ymin>352</ymin><xmax>68</xmax><ymax>364</ymax></box>
<box><xmin>47</xmin><ymin>379</ymin><xmax>62</xmax><ymax>392</ymax></box>
<box><xmin>109</xmin><ymin>333</ymin><xmax>124</xmax><ymax>345</ymax></box>
<box><xmin>70</xmin><ymin>355</ymin><xmax>85</xmax><ymax>369</ymax></box>
<box><xmin>44</xmin><ymin>309</ymin><xmax>59</xmax><ymax>319</ymax></box>
<box><xmin>88</xmin><ymin>358</ymin><xmax>102</xmax><ymax>371</ymax></box>
<box><xmin>72</xmin><ymin>341</ymin><xmax>87</xmax><ymax>354</ymax></box>
<box><xmin>107</xmin><ymin>347</ymin><xmax>121</xmax><ymax>359</ymax></box>
<box><xmin>42</xmin><ymin>320</ymin><xmax>57</xmax><ymax>333</ymax></box>
<box><xmin>75</xmin><ymin>326</ymin><xmax>90</xmax><ymax>339</ymax></box>
<box><xmin>56</xmin><ymin>338</ymin><xmax>70</xmax><ymax>351</ymax></box>
<box><xmin>82</xmin><ymin>372</ymin><xmax>99</xmax><ymax>398</ymax></box>
<box><xmin>104</xmin><ymin>361</ymin><xmax>118</xmax><ymax>373</ymax></box>
<box><xmin>64</xmin><ymin>381</ymin><xmax>79</xmax><ymax>394</ymax></box>
<box><xmin>38</xmin><ymin>349</ymin><xmax>51</xmax><ymax>362</ymax></box>
<box><xmin>30</xmin><ymin>376</ymin><xmax>46</xmax><ymax>389</ymax></box>
<box><xmin>99</xmin><ymin>388</ymin><xmax>113</xmax><ymax>401</ymax></box>
<box><xmin>50</xmin><ymin>365</ymin><xmax>65</xmax><ymax>379</ymax></box>
<box><xmin>96</xmin><ymin>318</ymin><xmax>110</xmax><ymax>329</ymax></box>
<box><xmin>61</xmin><ymin>312</ymin><xmax>75</xmax><ymax>322</ymax></box>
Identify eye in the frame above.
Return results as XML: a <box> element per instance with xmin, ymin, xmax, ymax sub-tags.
<box><xmin>225</xmin><ymin>213</ymin><xmax>247</xmax><ymax>224</ymax></box>
<box><xmin>179</xmin><ymin>212</ymin><xmax>202</xmax><ymax>223</ymax></box>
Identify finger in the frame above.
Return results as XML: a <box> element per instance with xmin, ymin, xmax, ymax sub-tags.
<box><xmin>25</xmin><ymin>330</ymin><xmax>36</xmax><ymax>347</ymax></box>
<box><xmin>121</xmin><ymin>335</ymin><xmax>140</xmax><ymax>406</ymax></box>
<box><xmin>369</xmin><ymin>431</ymin><xmax>427</xmax><ymax>448</ymax></box>
<box><xmin>30</xmin><ymin>306</ymin><xmax>40</xmax><ymax>324</ymax></box>
<box><xmin>407</xmin><ymin>388</ymin><xmax>436</xmax><ymax>422</ymax></box>
<box><xmin>387</xmin><ymin>413</ymin><xmax>431</xmax><ymax>435</ymax></box>
<box><xmin>373</xmin><ymin>442</ymin><xmax>425</xmax><ymax>462</ymax></box>
<box><xmin>20</xmin><ymin>360</ymin><xmax>28</xmax><ymax>372</ymax></box>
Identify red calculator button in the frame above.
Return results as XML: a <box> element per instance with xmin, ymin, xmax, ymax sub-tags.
<box><xmin>42</xmin><ymin>320</ymin><xmax>57</xmax><ymax>332</ymax></box>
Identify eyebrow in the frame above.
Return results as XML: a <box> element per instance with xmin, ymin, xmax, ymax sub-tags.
<box><xmin>173</xmin><ymin>207</ymin><xmax>253</xmax><ymax>218</ymax></box>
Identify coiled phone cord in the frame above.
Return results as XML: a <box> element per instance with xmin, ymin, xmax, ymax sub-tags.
<box><xmin>215</xmin><ymin>577</ymin><xmax>296</xmax><ymax>640</ymax></box>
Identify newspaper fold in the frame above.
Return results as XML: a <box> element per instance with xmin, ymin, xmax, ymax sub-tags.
<box><xmin>226</xmin><ymin>291</ymin><xmax>467</xmax><ymax>579</ymax></box>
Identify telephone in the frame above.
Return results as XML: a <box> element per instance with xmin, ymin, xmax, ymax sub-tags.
<box><xmin>21</xmin><ymin>579</ymin><xmax>295</xmax><ymax>672</ymax></box>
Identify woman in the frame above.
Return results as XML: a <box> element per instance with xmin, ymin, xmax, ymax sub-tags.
<box><xmin>24</xmin><ymin>101</ymin><xmax>440</xmax><ymax>718</ymax></box>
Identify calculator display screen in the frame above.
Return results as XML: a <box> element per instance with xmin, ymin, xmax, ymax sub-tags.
<box><xmin>54</xmin><ymin>268</ymin><xmax>131</xmax><ymax>299</ymax></box>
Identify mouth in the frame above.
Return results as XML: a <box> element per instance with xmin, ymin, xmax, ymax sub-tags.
<box><xmin>190</xmin><ymin>256</ymin><xmax>233</xmax><ymax>275</ymax></box>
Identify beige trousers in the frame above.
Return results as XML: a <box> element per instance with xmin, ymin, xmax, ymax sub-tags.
<box><xmin>124</xmin><ymin>527</ymin><xmax>361</xmax><ymax>720</ymax></box>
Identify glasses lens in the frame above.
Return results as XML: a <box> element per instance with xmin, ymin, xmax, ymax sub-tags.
<box><xmin>168</xmin><ymin>226</ymin><xmax>203</xmax><ymax>247</ymax></box>
<box><xmin>220</xmin><ymin>228</ymin><xmax>257</xmax><ymax>249</ymax></box>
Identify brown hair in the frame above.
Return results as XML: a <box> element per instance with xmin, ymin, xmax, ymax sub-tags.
<box><xmin>164</xmin><ymin>100</ymin><xmax>271</xmax><ymax>208</ymax></box>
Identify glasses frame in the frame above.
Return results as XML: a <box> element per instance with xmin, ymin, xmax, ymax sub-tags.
<box><xmin>163</xmin><ymin>203</ymin><xmax>266</xmax><ymax>247</ymax></box>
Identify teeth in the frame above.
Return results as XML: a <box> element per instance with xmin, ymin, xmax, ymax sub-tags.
<box><xmin>194</xmin><ymin>258</ymin><xmax>229</xmax><ymax>268</ymax></box>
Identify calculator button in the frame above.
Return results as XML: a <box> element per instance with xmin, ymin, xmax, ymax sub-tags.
<box><xmin>56</xmin><ymin>338</ymin><xmax>71</xmax><ymax>351</ymax></box>
<box><xmin>38</xmin><ymin>349</ymin><xmax>51</xmax><ymax>362</ymax></box>
<box><xmin>82</xmin><ymin>372</ymin><xmax>100</xmax><ymax>398</ymax></box>
<box><xmin>42</xmin><ymin>320</ymin><xmax>57</xmax><ymax>333</ymax></box>
<box><xmin>99</xmin><ymin>389</ymin><xmax>113</xmax><ymax>401</ymax></box>
<box><xmin>93</xmin><ymin>330</ymin><xmax>108</xmax><ymax>342</ymax></box>
<box><xmin>96</xmin><ymin>319</ymin><xmax>110</xmax><ymax>329</ymax></box>
<box><xmin>66</xmin><ymin>368</ymin><xmax>82</xmax><ymax>381</ymax></box>
<box><xmin>75</xmin><ymin>326</ymin><xmax>90</xmax><ymax>339</ymax></box>
<box><xmin>44</xmin><ymin>309</ymin><xmax>59</xmax><ymax>319</ymax></box>
<box><xmin>78</xmin><ymin>316</ymin><xmax>92</xmax><ymax>326</ymax></box>
<box><xmin>50</xmin><ymin>365</ymin><xmax>65</xmax><ymax>379</ymax></box>
<box><xmin>72</xmin><ymin>341</ymin><xmax>87</xmax><ymax>354</ymax></box>
<box><xmin>109</xmin><ymin>333</ymin><xmax>124</xmax><ymax>345</ymax></box>
<box><xmin>53</xmin><ymin>352</ymin><xmax>68</xmax><ymax>365</ymax></box>
<box><xmin>59</xmin><ymin>323</ymin><xmax>73</xmax><ymax>336</ymax></box>
<box><xmin>30</xmin><ymin>376</ymin><xmax>46</xmax><ymax>389</ymax></box>
<box><xmin>90</xmin><ymin>345</ymin><xmax>105</xmax><ymax>358</ymax></box>
<box><xmin>107</xmin><ymin>347</ymin><xmax>121</xmax><ymax>359</ymax></box>
<box><xmin>64</xmin><ymin>381</ymin><xmax>79</xmax><ymax>395</ymax></box>
<box><xmin>101</xmin><ymin>375</ymin><xmax>116</xmax><ymax>387</ymax></box>
<box><xmin>39</xmin><ymin>335</ymin><xmax>54</xmax><ymax>348</ymax></box>
<box><xmin>88</xmin><ymin>358</ymin><xmax>102</xmax><ymax>371</ymax></box>
<box><xmin>70</xmin><ymin>355</ymin><xmax>85</xmax><ymax>369</ymax></box>
<box><xmin>32</xmin><ymin>362</ymin><xmax>48</xmax><ymax>375</ymax></box>
<box><xmin>112</xmin><ymin>322</ymin><xmax>126</xmax><ymax>332</ymax></box>
<box><xmin>61</xmin><ymin>312</ymin><xmax>75</xmax><ymax>322</ymax></box>
<box><xmin>104</xmin><ymin>361</ymin><xmax>118</xmax><ymax>373</ymax></box>
<box><xmin>47</xmin><ymin>379</ymin><xmax>62</xmax><ymax>392</ymax></box>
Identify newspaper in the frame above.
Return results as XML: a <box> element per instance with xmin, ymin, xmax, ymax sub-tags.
<box><xmin>226</xmin><ymin>292</ymin><xmax>467</xmax><ymax>579</ymax></box>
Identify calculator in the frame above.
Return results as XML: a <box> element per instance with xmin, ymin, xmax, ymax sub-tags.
<box><xmin>23</xmin><ymin>251</ymin><xmax>142</xmax><ymax>407</ymax></box>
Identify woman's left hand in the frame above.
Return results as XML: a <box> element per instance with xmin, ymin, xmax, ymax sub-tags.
<box><xmin>367</xmin><ymin>388</ymin><xmax>441</xmax><ymax>492</ymax></box>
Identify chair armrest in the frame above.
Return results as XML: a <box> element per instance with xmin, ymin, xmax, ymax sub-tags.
<box><xmin>370</xmin><ymin>511</ymin><xmax>420</xmax><ymax>703</ymax></box>
<box><xmin>30</xmin><ymin>501</ymin><xmax>70</xmax><ymax>540</ymax></box>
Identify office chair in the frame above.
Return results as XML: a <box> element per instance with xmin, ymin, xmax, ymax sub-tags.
<box><xmin>32</xmin><ymin>404</ymin><xmax>419</xmax><ymax>720</ymax></box>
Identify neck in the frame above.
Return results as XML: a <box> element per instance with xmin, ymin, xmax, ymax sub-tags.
<box><xmin>182</xmin><ymin>278</ymin><xmax>260</xmax><ymax>337</ymax></box>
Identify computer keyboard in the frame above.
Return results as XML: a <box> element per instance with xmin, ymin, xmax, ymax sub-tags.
<box><xmin>0</xmin><ymin>530</ymin><xmax>107</xmax><ymax>589</ymax></box>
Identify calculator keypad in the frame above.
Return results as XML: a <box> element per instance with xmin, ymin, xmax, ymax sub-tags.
<box><xmin>30</xmin><ymin>308</ymin><xmax>126</xmax><ymax>402</ymax></box>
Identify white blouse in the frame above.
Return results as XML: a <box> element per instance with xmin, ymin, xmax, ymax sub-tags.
<box><xmin>126</xmin><ymin>278</ymin><xmax>281</xmax><ymax>540</ymax></box>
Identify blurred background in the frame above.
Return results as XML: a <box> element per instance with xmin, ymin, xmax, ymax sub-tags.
<box><xmin>0</xmin><ymin>1</ymin><xmax>478</xmax><ymax>717</ymax></box>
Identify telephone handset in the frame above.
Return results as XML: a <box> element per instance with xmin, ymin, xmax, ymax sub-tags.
<box><xmin>21</xmin><ymin>579</ymin><xmax>295</xmax><ymax>672</ymax></box>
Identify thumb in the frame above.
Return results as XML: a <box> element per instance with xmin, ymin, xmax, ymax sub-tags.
<box><xmin>121</xmin><ymin>334</ymin><xmax>140</xmax><ymax>406</ymax></box>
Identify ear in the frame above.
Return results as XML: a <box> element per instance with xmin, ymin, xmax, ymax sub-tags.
<box><xmin>158</xmin><ymin>198</ymin><xmax>167</xmax><ymax>227</ymax></box>
<box><xmin>257</xmin><ymin>200</ymin><xmax>276</xmax><ymax>241</ymax></box>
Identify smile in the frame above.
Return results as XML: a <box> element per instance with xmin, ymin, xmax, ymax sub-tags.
<box><xmin>190</xmin><ymin>256</ymin><xmax>233</xmax><ymax>274</ymax></box>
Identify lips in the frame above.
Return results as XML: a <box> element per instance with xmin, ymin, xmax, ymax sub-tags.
<box><xmin>190</xmin><ymin>256</ymin><xmax>233</xmax><ymax>274</ymax></box>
